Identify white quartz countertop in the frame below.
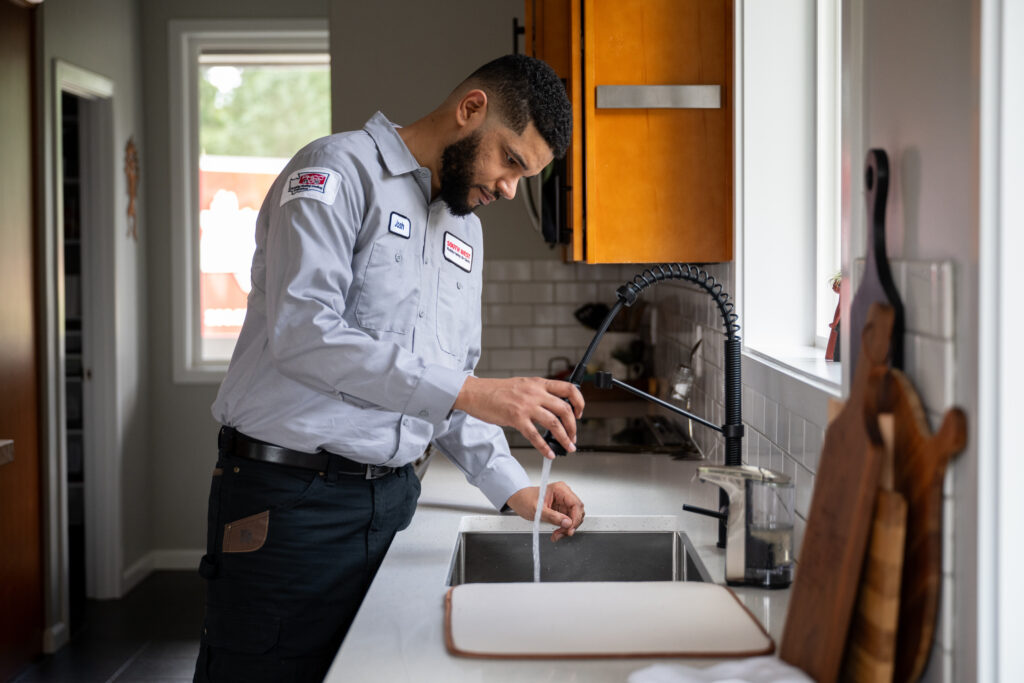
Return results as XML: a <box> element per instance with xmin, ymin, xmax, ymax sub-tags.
<box><xmin>325</xmin><ymin>449</ymin><xmax>792</xmax><ymax>682</ymax></box>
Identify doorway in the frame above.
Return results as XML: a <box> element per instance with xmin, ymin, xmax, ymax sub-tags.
<box><xmin>41</xmin><ymin>61</ymin><xmax>119</xmax><ymax>653</ymax></box>
<box><xmin>61</xmin><ymin>90</ymin><xmax>88</xmax><ymax>635</ymax></box>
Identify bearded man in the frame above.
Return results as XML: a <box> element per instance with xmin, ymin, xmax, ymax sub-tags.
<box><xmin>196</xmin><ymin>54</ymin><xmax>585</xmax><ymax>682</ymax></box>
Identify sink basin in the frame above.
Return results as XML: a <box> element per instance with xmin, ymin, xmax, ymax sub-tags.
<box><xmin>446</xmin><ymin>516</ymin><xmax>712</xmax><ymax>586</ymax></box>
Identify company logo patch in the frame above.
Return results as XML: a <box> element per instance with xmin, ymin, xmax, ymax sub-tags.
<box><xmin>388</xmin><ymin>212</ymin><xmax>412</xmax><ymax>239</ymax></box>
<box><xmin>442</xmin><ymin>232</ymin><xmax>473</xmax><ymax>272</ymax></box>
<box><xmin>279</xmin><ymin>167</ymin><xmax>341</xmax><ymax>206</ymax></box>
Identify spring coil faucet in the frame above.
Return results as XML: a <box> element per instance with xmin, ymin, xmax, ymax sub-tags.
<box><xmin>543</xmin><ymin>264</ymin><xmax>744</xmax><ymax>546</ymax></box>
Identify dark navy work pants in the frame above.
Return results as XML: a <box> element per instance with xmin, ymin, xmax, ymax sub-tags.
<box><xmin>192</xmin><ymin>446</ymin><xmax>420</xmax><ymax>683</ymax></box>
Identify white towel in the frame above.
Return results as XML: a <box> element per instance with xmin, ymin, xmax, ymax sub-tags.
<box><xmin>628</xmin><ymin>657</ymin><xmax>813</xmax><ymax>683</ymax></box>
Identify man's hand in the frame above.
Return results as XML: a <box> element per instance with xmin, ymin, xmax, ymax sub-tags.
<box><xmin>453</xmin><ymin>376</ymin><xmax>584</xmax><ymax>459</ymax></box>
<box><xmin>506</xmin><ymin>481</ymin><xmax>585</xmax><ymax>542</ymax></box>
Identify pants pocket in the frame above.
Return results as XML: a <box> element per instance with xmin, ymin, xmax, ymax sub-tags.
<box><xmin>222</xmin><ymin>510</ymin><xmax>269</xmax><ymax>553</ymax></box>
<box><xmin>396</xmin><ymin>466</ymin><xmax>421</xmax><ymax>532</ymax></box>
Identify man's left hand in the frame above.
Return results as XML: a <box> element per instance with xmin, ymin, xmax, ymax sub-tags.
<box><xmin>506</xmin><ymin>481</ymin><xmax>585</xmax><ymax>542</ymax></box>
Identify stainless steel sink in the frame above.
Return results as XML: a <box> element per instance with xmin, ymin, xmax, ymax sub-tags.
<box><xmin>447</xmin><ymin>530</ymin><xmax>712</xmax><ymax>586</ymax></box>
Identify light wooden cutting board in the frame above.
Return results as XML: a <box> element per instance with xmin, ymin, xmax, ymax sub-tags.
<box><xmin>445</xmin><ymin>582</ymin><xmax>774</xmax><ymax>659</ymax></box>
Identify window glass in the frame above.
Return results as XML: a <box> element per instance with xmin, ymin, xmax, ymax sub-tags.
<box><xmin>196</xmin><ymin>56</ymin><xmax>330</xmax><ymax>362</ymax></box>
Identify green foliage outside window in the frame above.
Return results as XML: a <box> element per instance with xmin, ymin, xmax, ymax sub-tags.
<box><xmin>199</xmin><ymin>66</ymin><xmax>331</xmax><ymax>158</ymax></box>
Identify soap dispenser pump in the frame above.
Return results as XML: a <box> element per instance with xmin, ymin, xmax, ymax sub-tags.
<box><xmin>687</xmin><ymin>465</ymin><xmax>795</xmax><ymax>589</ymax></box>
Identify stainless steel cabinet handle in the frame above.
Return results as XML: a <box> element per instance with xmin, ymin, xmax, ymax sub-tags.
<box><xmin>0</xmin><ymin>439</ymin><xmax>13</xmax><ymax>467</ymax></box>
<box><xmin>595</xmin><ymin>85</ymin><xmax>721</xmax><ymax>109</ymax></box>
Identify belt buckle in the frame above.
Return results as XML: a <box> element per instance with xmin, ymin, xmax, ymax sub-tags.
<box><xmin>365</xmin><ymin>464</ymin><xmax>392</xmax><ymax>480</ymax></box>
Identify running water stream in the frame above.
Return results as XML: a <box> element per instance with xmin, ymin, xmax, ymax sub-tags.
<box><xmin>532</xmin><ymin>456</ymin><xmax>553</xmax><ymax>582</ymax></box>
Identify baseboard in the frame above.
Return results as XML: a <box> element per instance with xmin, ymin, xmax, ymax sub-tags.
<box><xmin>42</xmin><ymin>621</ymin><xmax>68</xmax><ymax>654</ymax></box>
<box><xmin>151</xmin><ymin>548</ymin><xmax>204</xmax><ymax>571</ymax></box>
<box><xmin>122</xmin><ymin>551</ymin><xmax>155</xmax><ymax>595</ymax></box>
<box><xmin>121</xmin><ymin>549</ymin><xmax>202</xmax><ymax>595</ymax></box>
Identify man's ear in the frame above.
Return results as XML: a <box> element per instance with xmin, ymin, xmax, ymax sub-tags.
<box><xmin>455</xmin><ymin>88</ymin><xmax>488</xmax><ymax>128</ymax></box>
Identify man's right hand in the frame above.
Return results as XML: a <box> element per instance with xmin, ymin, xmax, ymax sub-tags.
<box><xmin>453</xmin><ymin>376</ymin><xmax>585</xmax><ymax>459</ymax></box>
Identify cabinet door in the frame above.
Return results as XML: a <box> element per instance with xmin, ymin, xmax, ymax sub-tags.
<box><xmin>525</xmin><ymin>0</ymin><xmax>584</xmax><ymax>260</ymax></box>
<box><xmin>582</xmin><ymin>0</ymin><xmax>732</xmax><ymax>263</ymax></box>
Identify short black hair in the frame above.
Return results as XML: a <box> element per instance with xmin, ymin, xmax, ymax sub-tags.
<box><xmin>465</xmin><ymin>54</ymin><xmax>572</xmax><ymax>159</ymax></box>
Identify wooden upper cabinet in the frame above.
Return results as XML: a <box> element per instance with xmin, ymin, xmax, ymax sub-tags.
<box><xmin>527</xmin><ymin>0</ymin><xmax>733</xmax><ymax>264</ymax></box>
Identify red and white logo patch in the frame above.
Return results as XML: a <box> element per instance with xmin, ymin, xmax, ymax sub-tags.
<box><xmin>442</xmin><ymin>232</ymin><xmax>473</xmax><ymax>272</ymax></box>
<box><xmin>280</xmin><ymin>166</ymin><xmax>341</xmax><ymax>206</ymax></box>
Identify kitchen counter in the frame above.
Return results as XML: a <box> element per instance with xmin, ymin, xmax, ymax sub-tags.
<box><xmin>325</xmin><ymin>449</ymin><xmax>792</xmax><ymax>682</ymax></box>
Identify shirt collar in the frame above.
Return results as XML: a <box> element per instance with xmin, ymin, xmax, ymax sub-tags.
<box><xmin>364</xmin><ymin>111</ymin><xmax>423</xmax><ymax>177</ymax></box>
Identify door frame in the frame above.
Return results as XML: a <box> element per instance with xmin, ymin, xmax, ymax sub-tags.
<box><xmin>39</xmin><ymin>59</ymin><xmax>118</xmax><ymax>652</ymax></box>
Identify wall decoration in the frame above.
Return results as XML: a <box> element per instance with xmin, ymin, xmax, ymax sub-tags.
<box><xmin>124</xmin><ymin>136</ymin><xmax>139</xmax><ymax>241</ymax></box>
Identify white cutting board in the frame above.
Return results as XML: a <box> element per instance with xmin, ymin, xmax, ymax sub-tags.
<box><xmin>445</xmin><ymin>582</ymin><xmax>774</xmax><ymax>658</ymax></box>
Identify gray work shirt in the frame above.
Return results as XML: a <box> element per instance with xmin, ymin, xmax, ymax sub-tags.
<box><xmin>211</xmin><ymin>112</ymin><xmax>530</xmax><ymax>509</ymax></box>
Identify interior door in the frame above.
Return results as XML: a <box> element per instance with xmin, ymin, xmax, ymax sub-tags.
<box><xmin>0</xmin><ymin>0</ymin><xmax>45</xmax><ymax>677</ymax></box>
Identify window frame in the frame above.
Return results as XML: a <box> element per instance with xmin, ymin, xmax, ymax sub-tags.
<box><xmin>168</xmin><ymin>19</ymin><xmax>329</xmax><ymax>383</ymax></box>
<box><xmin>735</xmin><ymin>0</ymin><xmax>842</xmax><ymax>389</ymax></box>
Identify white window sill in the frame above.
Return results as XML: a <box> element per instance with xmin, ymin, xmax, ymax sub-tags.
<box><xmin>743</xmin><ymin>345</ymin><xmax>842</xmax><ymax>396</ymax></box>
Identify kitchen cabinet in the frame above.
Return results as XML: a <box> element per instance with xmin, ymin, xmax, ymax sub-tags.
<box><xmin>525</xmin><ymin>0</ymin><xmax>733</xmax><ymax>264</ymax></box>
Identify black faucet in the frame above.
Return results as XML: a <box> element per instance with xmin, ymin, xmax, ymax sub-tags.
<box><xmin>544</xmin><ymin>264</ymin><xmax>744</xmax><ymax>546</ymax></box>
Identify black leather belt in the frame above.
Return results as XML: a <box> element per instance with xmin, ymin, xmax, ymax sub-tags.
<box><xmin>219</xmin><ymin>426</ymin><xmax>397</xmax><ymax>480</ymax></box>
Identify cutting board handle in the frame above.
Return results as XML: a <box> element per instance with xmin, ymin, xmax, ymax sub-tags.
<box><xmin>865</xmin><ymin>149</ymin><xmax>905</xmax><ymax>370</ymax></box>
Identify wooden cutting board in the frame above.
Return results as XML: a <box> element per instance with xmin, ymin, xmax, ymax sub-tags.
<box><xmin>878</xmin><ymin>370</ymin><xmax>967</xmax><ymax>683</ymax></box>
<box><xmin>841</xmin><ymin>414</ymin><xmax>907</xmax><ymax>683</ymax></box>
<box><xmin>445</xmin><ymin>582</ymin><xmax>774</xmax><ymax>658</ymax></box>
<box><xmin>780</xmin><ymin>303</ymin><xmax>893</xmax><ymax>683</ymax></box>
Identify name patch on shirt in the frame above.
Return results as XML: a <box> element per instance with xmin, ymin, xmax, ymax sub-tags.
<box><xmin>443</xmin><ymin>232</ymin><xmax>473</xmax><ymax>272</ymax></box>
<box><xmin>280</xmin><ymin>167</ymin><xmax>341</xmax><ymax>206</ymax></box>
<box><xmin>388</xmin><ymin>211</ymin><xmax>411</xmax><ymax>238</ymax></box>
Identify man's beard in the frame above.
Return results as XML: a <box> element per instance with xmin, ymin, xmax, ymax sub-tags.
<box><xmin>439</xmin><ymin>131</ymin><xmax>484</xmax><ymax>217</ymax></box>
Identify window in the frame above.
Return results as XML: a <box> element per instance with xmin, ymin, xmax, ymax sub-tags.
<box><xmin>170</xmin><ymin>20</ymin><xmax>330</xmax><ymax>382</ymax></box>
<box><xmin>736</xmin><ymin>0</ymin><xmax>841</xmax><ymax>386</ymax></box>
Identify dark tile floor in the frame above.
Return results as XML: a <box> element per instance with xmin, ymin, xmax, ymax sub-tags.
<box><xmin>13</xmin><ymin>571</ymin><xmax>204</xmax><ymax>683</ymax></box>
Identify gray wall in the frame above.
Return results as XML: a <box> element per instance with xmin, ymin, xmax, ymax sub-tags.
<box><xmin>139</xmin><ymin>0</ymin><xmax>329</xmax><ymax>555</ymax></box>
<box><xmin>849</xmin><ymin>1</ymin><xmax>980</xmax><ymax>679</ymax></box>
<box><xmin>39</xmin><ymin>0</ymin><xmax>150</xmax><ymax>582</ymax></box>
<box><xmin>330</xmin><ymin>0</ymin><xmax>560</xmax><ymax>262</ymax></box>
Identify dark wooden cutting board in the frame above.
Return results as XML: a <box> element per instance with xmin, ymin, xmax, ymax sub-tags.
<box><xmin>878</xmin><ymin>370</ymin><xmax>967</xmax><ymax>683</ymax></box>
<box><xmin>780</xmin><ymin>303</ymin><xmax>893</xmax><ymax>683</ymax></box>
<box><xmin>848</xmin><ymin>149</ymin><xmax>905</xmax><ymax>377</ymax></box>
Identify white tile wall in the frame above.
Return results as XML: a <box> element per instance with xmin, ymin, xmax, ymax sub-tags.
<box><xmin>476</xmin><ymin>260</ymin><xmax>636</xmax><ymax>378</ymax></box>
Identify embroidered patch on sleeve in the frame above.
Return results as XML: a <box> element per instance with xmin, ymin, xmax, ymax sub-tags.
<box><xmin>443</xmin><ymin>232</ymin><xmax>473</xmax><ymax>272</ymax></box>
<box><xmin>388</xmin><ymin>212</ymin><xmax>412</xmax><ymax>238</ymax></box>
<box><xmin>279</xmin><ymin>167</ymin><xmax>341</xmax><ymax>206</ymax></box>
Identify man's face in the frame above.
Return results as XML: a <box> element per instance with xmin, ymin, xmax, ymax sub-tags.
<box><xmin>439</xmin><ymin>120</ymin><xmax>554</xmax><ymax>217</ymax></box>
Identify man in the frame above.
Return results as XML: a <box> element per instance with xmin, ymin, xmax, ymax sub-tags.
<box><xmin>195</xmin><ymin>54</ymin><xmax>585</xmax><ymax>682</ymax></box>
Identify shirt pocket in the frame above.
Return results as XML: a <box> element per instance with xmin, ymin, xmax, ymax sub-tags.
<box><xmin>435</xmin><ymin>267</ymin><xmax>474</xmax><ymax>362</ymax></box>
<box><xmin>354</xmin><ymin>237</ymin><xmax>418</xmax><ymax>334</ymax></box>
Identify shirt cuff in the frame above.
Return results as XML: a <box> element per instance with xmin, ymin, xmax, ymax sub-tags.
<box><xmin>472</xmin><ymin>455</ymin><xmax>532</xmax><ymax>510</ymax></box>
<box><xmin>403</xmin><ymin>364</ymin><xmax>466</xmax><ymax>426</ymax></box>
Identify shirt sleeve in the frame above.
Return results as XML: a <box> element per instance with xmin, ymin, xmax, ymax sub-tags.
<box><xmin>261</xmin><ymin>158</ymin><xmax>465</xmax><ymax>426</ymax></box>
<box><xmin>432</xmin><ymin>414</ymin><xmax>532</xmax><ymax>510</ymax></box>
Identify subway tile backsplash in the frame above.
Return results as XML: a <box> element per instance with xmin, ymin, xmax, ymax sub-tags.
<box><xmin>477</xmin><ymin>260</ymin><xmax>638</xmax><ymax>378</ymax></box>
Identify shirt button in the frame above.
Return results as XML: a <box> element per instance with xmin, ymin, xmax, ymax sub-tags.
<box><xmin>423</xmin><ymin>256</ymin><xmax>429</xmax><ymax>265</ymax></box>
<box><xmin>418</xmin><ymin>309</ymin><xmax>425</xmax><ymax>318</ymax></box>
<box><xmin>395</xmin><ymin>252</ymin><xmax>402</xmax><ymax>263</ymax></box>
<box><xmin>456</xmin><ymin>281</ymin><xmax>463</xmax><ymax>290</ymax></box>
<box><xmin>418</xmin><ymin>410</ymin><xmax>429</xmax><ymax>418</ymax></box>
